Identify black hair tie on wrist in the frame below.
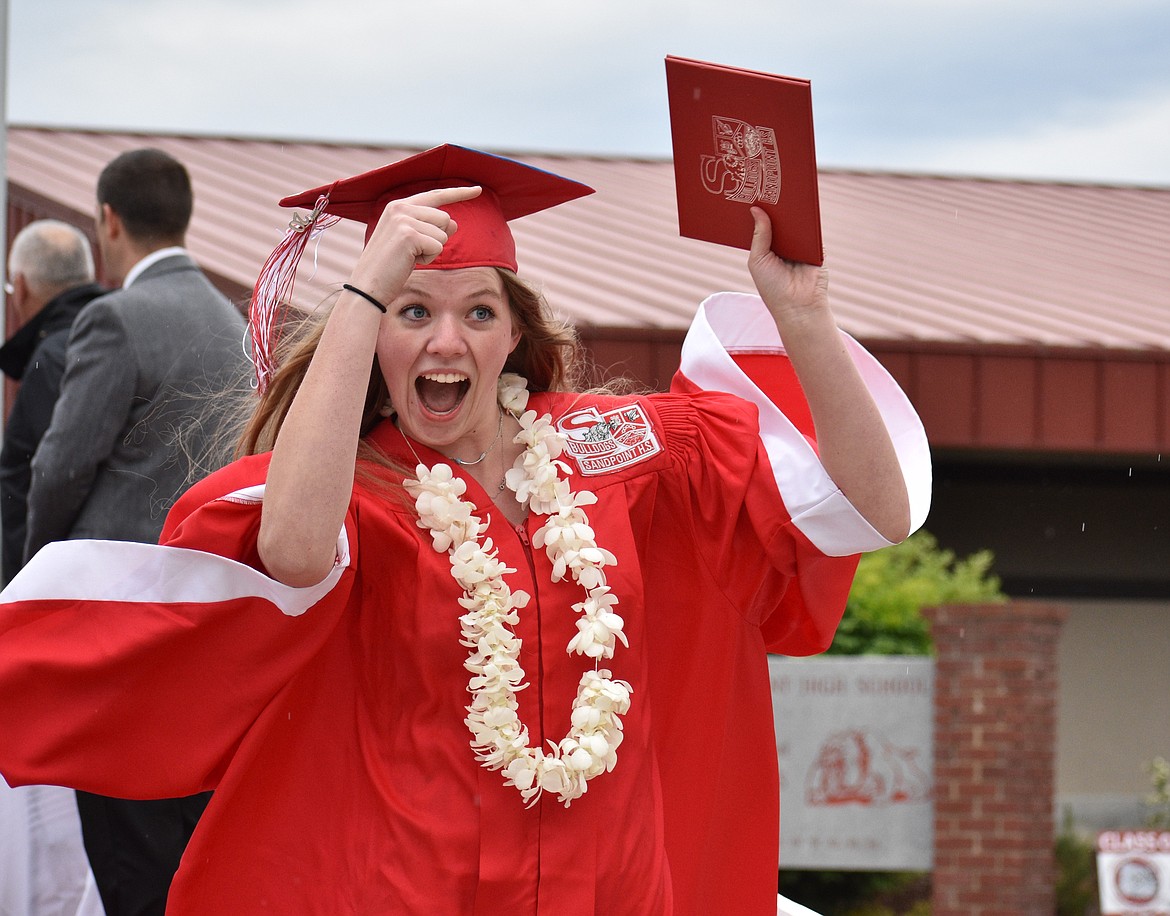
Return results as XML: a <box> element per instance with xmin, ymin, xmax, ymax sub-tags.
<box><xmin>342</xmin><ymin>283</ymin><xmax>388</xmax><ymax>314</ymax></box>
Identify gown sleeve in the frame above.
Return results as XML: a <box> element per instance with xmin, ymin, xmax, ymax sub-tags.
<box><xmin>0</xmin><ymin>454</ymin><xmax>356</xmax><ymax>799</ymax></box>
<box><xmin>672</xmin><ymin>290</ymin><xmax>932</xmax><ymax>654</ymax></box>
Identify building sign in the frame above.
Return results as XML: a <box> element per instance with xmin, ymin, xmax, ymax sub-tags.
<box><xmin>769</xmin><ymin>656</ymin><xmax>933</xmax><ymax>870</ymax></box>
<box><xmin>1097</xmin><ymin>831</ymin><xmax>1170</xmax><ymax>914</ymax></box>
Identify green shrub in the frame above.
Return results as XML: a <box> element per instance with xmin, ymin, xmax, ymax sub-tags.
<box><xmin>778</xmin><ymin>870</ymin><xmax>930</xmax><ymax>914</ymax></box>
<box><xmin>1054</xmin><ymin>808</ymin><xmax>1098</xmax><ymax>916</ymax></box>
<box><xmin>1145</xmin><ymin>756</ymin><xmax>1170</xmax><ymax>828</ymax></box>
<box><xmin>826</xmin><ymin>531</ymin><xmax>1005</xmax><ymax>656</ymax></box>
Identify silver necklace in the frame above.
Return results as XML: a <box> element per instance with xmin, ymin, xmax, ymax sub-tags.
<box><xmin>449</xmin><ymin>410</ymin><xmax>504</xmax><ymax>467</ymax></box>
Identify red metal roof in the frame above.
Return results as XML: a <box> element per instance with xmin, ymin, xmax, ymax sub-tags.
<box><xmin>7</xmin><ymin>126</ymin><xmax>1169</xmax><ymax>349</ymax></box>
<box><xmin>6</xmin><ymin>126</ymin><xmax>1170</xmax><ymax>455</ymax></box>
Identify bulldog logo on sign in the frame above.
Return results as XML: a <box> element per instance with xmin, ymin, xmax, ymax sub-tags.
<box><xmin>557</xmin><ymin>403</ymin><xmax>662</xmax><ymax>476</ymax></box>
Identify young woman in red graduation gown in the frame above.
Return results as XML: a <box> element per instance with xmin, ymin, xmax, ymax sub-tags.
<box><xmin>0</xmin><ymin>149</ymin><xmax>930</xmax><ymax>914</ymax></box>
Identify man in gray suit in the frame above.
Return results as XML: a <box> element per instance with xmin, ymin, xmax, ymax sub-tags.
<box><xmin>25</xmin><ymin>148</ymin><xmax>249</xmax><ymax>916</ymax></box>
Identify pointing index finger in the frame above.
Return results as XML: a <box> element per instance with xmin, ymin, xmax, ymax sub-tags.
<box><xmin>409</xmin><ymin>185</ymin><xmax>483</xmax><ymax>207</ymax></box>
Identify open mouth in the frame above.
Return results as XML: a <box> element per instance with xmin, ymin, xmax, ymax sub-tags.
<box><xmin>416</xmin><ymin>371</ymin><xmax>470</xmax><ymax>415</ymax></box>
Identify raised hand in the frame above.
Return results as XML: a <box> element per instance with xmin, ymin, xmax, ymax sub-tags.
<box><xmin>349</xmin><ymin>185</ymin><xmax>483</xmax><ymax>304</ymax></box>
<box><xmin>746</xmin><ymin>205</ymin><xmax>829</xmax><ymax>330</ymax></box>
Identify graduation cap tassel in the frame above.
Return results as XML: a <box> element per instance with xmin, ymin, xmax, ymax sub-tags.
<box><xmin>247</xmin><ymin>192</ymin><xmax>340</xmax><ymax>393</ymax></box>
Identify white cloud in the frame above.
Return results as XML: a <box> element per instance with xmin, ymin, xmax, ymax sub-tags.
<box><xmin>5</xmin><ymin>0</ymin><xmax>1170</xmax><ymax>183</ymax></box>
<box><xmin>903</xmin><ymin>88</ymin><xmax>1170</xmax><ymax>185</ymax></box>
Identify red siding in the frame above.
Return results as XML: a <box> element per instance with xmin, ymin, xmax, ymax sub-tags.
<box><xmin>978</xmin><ymin>355</ymin><xmax>1039</xmax><ymax>449</ymax></box>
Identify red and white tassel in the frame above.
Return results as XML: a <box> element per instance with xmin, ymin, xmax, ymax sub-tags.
<box><xmin>247</xmin><ymin>193</ymin><xmax>339</xmax><ymax>393</ymax></box>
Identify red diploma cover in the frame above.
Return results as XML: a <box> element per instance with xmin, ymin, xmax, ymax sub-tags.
<box><xmin>665</xmin><ymin>55</ymin><xmax>824</xmax><ymax>265</ymax></box>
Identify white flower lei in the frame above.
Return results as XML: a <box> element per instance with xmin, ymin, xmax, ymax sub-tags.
<box><xmin>403</xmin><ymin>373</ymin><xmax>632</xmax><ymax>807</ymax></box>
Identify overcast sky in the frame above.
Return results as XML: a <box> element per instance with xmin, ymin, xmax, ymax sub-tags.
<box><xmin>6</xmin><ymin>0</ymin><xmax>1170</xmax><ymax>186</ymax></box>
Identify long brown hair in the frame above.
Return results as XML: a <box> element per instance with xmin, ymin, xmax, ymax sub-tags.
<box><xmin>235</xmin><ymin>268</ymin><xmax>584</xmax><ymax>461</ymax></box>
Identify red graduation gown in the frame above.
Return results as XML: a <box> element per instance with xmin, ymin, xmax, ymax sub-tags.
<box><xmin>0</xmin><ymin>293</ymin><xmax>931</xmax><ymax>914</ymax></box>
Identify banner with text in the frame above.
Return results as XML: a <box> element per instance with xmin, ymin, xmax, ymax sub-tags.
<box><xmin>769</xmin><ymin>656</ymin><xmax>933</xmax><ymax>870</ymax></box>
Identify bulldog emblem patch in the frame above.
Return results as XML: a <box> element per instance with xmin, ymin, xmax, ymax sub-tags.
<box><xmin>556</xmin><ymin>403</ymin><xmax>662</xmax><ymax>476</ymax></box>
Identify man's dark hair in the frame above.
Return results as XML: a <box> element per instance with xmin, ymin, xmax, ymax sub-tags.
<box><xmin>96</xmin><ymin>148</ymin><xmax>193</xmax><ymax>244</ymax></box>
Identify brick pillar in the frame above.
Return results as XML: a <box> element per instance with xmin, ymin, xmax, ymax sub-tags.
<box><xmin>924</xmin><ymin>602</ymin><xmax>1067</xmax><ymax>916</ymax></box>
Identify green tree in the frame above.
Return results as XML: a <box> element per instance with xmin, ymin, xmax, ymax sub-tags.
<box><xmin>826</xmin><ymin>530</ymin><xmax>1005</xmax><ymax>656</ymax></box>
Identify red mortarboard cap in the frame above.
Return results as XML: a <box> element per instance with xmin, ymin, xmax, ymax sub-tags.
<box><xmin>278</xmin><ymin>144</ymin><xmax>594</xmax><ymax>272</ymax></box>
<box><xmin>248</xmin><ymin>145</ymin><xmax>593</xmax><ymax>393</ymax></box>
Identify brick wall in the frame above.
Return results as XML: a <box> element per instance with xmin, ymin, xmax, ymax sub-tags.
<box><xmin>924</xmin><ymin>602</ymin><xmax>1067</xmax><ymax>916</ymax></box>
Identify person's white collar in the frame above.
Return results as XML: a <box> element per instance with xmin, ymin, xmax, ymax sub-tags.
<box><xmin>122</xmin><ymin>247</ymin><xmax>188</xmax><ymax>289</ymax></box>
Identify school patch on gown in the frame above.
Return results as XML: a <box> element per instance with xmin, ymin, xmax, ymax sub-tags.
<box><xmin>556</xmin><ymin>402</ymin><xmax>662</xmax><ymax>475</ymax></box>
